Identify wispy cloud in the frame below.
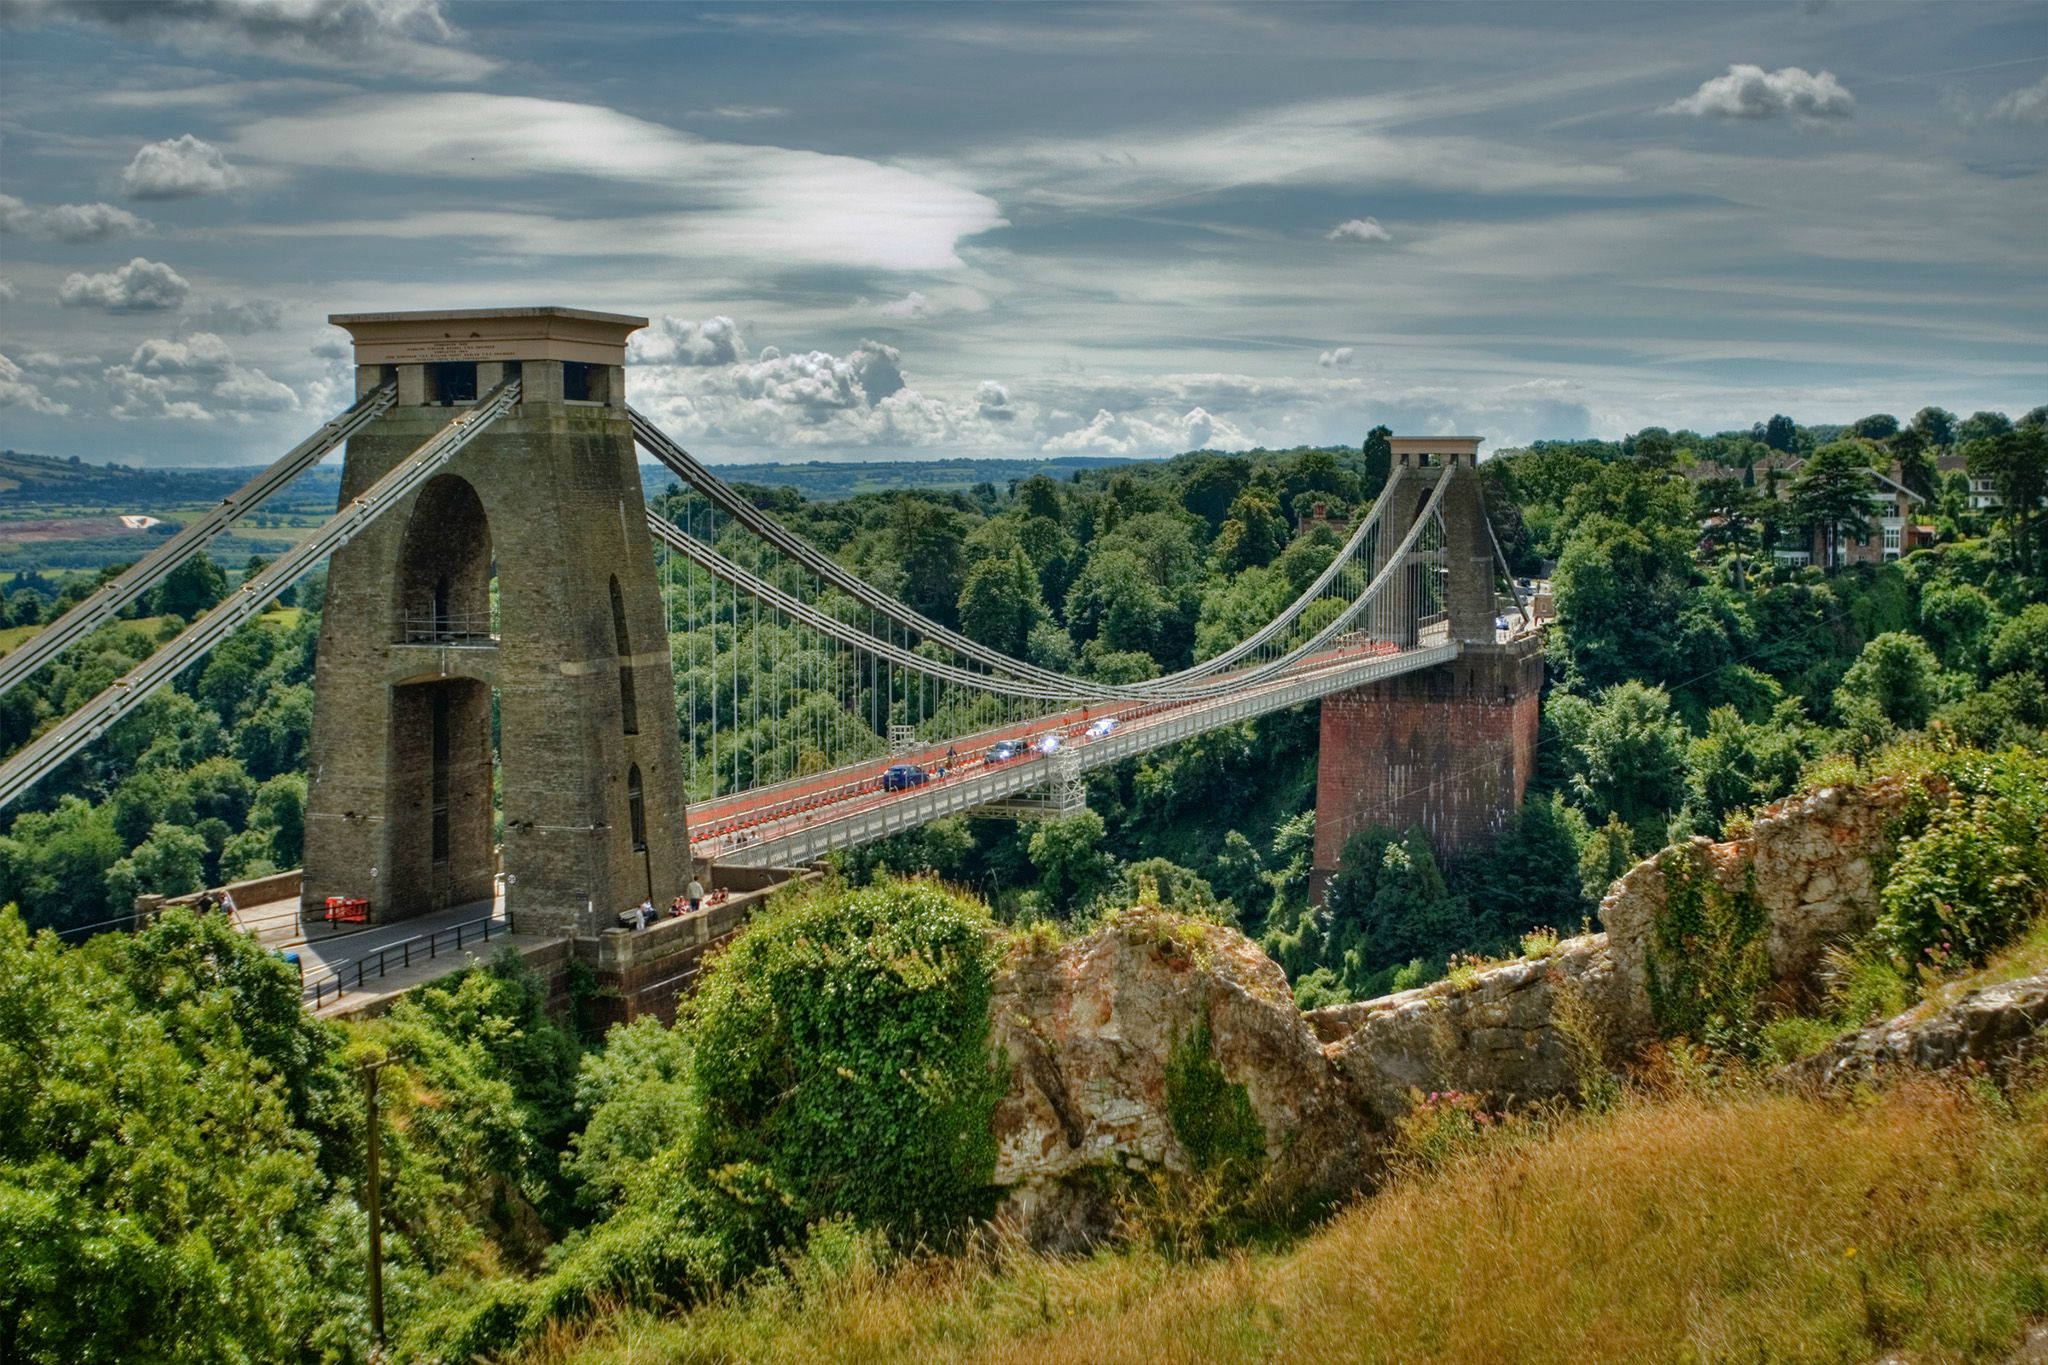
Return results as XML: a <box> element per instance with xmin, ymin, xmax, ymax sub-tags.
<box><xmin>1988</xmin><ymin>73</ymin><xmax>2048</xmax><ymax>126</ymax></box>
<box><xmin>0</xmin><ymin>195</ymin><xmax>150</xmax><ymax>242</ymax></box>
<box><xmin>234</xmin><ymin>94</ymin><xmax>1004</xmax><ymax>271</ymax></box>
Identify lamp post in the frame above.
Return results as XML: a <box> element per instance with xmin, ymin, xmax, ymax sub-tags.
<box><xmin>357</xmin><ymin>1055</ymin><xmax>394</xmax><ymax>1354</ymax></box>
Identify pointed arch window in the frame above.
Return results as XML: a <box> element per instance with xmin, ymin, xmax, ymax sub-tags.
<box><xmin>627</xmin><ymin>764</ymin><xmax>648</xmax><ymax>853</ymax></box>
<box><xmin>610</xmin><ymin>575</ymin><xmax>638</xmax><ymax>735</ymax></box>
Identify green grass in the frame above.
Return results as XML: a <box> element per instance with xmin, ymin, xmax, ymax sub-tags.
<box><xmin>522</xmin><ymin>1063</ymin><xmax>2048</xmax><ymax>1365</ymax></box>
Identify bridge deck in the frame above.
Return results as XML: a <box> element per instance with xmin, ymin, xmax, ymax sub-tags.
<box><xmin>700</xmin><ymin>634</ymin><xmax>1460</xmax><ymax>869</ymax></box>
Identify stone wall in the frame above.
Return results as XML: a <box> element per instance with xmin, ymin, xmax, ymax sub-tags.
<box><xmin>1312</xmin><ymin>636</ymin><xmax>1543</xmax><ymax>896</ymax></box>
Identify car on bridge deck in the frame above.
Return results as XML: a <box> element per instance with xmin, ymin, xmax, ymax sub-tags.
<box><xmin>984</xmin><ymin>739</ymin><xmax>1023</xmax><ymax>766</ymax></box>
<box><xmin>1086</xmin><ymin>717</ymin><xmax>1119</xmax><ymax>739</ymax></box>
<box><xmin>1034</xmin><ymin>734</ymin><xmax>1063</xmax><ymax>755</ymax></box>
<box><xmin>881</xmin><ymin>763</ymin><xmax>929</xmax><ymax>791</ymax></box>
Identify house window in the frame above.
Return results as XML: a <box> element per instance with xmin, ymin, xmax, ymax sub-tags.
<box><xmin>1883</xmin><ymin>525</ymin><xmax>1902</xmax><ymax>556</ymax></box>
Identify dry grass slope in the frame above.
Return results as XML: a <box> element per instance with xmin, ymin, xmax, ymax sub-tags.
<box><xmin>529</xmin><ymin>1070</ymin><xmax>2048</xmax><ymax>1364</ymax></box>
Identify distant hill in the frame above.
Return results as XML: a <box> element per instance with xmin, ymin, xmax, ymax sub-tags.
<box><xmin>657</xmin><ymin>454</ymin><xmax>1145</xmax><ymax>502</ymax></box>
<box><xmin>0</xmin><ymin>449</ymin><xmax>342</xmax><ymax>515</ymax></box>
<box><xmin>2</xmin><ymin>446</ymin><xmax>1146</xmax><ymax>514</ymax></box>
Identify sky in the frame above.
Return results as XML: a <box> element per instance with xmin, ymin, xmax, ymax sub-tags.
<box><xmin>0</xmin><ymin>0</ymin><xmax>2043</xmax><ymax>468</ymax></box>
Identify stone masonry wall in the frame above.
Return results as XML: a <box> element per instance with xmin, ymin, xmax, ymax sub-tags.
<box><xmin>1312</xmin><ymin>637</ymin><xmax>1542</xmax><ymax>893</ymax></box>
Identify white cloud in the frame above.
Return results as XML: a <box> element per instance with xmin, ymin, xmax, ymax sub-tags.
<box><xmin>1661</xmin><ymin>65</ymin><xmax>1854</xmax><ymax>120</ymax></box>
<box><xmin>1327</xmin><ymin>218</ymin><xmax>1391</xmax><ymax>244</ymax></box>
<box><xmin>234</xmin><ymin>93</ymin><xmax>1004</xmax><ymax>271</ymax></box>
<box><xmin>211</xmin><ymin>366</ymin><xmax>300</xmax><ymax>412</ymax></box>
<box><xmin>976</xmin><ymin>380</ymin><xmax>1016</xmax><ymax>422</ymax></box>
<box><xmin>187</xmin><ymin>298</ymin><xmax>285</xmax><ymax>333</ymax></box>
<box><xmin>0</xmin><ymin>353</ymin><xmax>72</xmax><ymax>416</ymax></box>
<box><xmin>878</xmin><ymin>290</ymin><xmax>933</xmax><ymax>319</ymax></box>
<box><xmin>1988</xmin><ymin>73</ymin><xmax>2048</xmax><ymax>126</ymax></box>
<box><xmin>632</xmin><ymin>337</ymin><xmax>999</xmax><ymax>452</ymax></box>
<box><xmin>629</xmin><ymin>316</ymin><xmax>750</xmax><ymax>367</ymax></box>
<box><xmin>103</xmin><ymin>332</ymin><xmax>300</xmax><ymax>422</ymax></box>
<box><xmin>121</xmin><ymin>134</ymin><xmax>243</xmax><ymax>199</ymax></box>
<box><xmin>4</xmin><ymin>0</ymin><xmax>495</xmax><ymax>81</ymax></box>
<box><xmin>1041</xmin><ymin>405</ymin><xmax>1248</xmax><ymax>455</ymax></box>
<box><xmin>130</xmin><ymin>333</ymin><xmax>233</xmax><ymax>376</ymax></box>
<box><xmin>0</xmin><ymin>194</ymin><xmax>151</xmax><ymax>242</ymax></box>
<box><xmin>310</xmin><ymin>329</ymin><xmax>354</xmax><ymax>360</ymax></box>
<box><xmin>1319</xmin><ymin>347</ymin><xmax>1355</xmax><ymax>368</ymax></box>
<box><xmin>0</xmin><ymin>277</ymin><xmax>15</xmax><ymax>301</ymax></box>
<box><xmin>57</xmin><ymin>257</ymin><xmax>191</xmax><ymax>312</ymax></box>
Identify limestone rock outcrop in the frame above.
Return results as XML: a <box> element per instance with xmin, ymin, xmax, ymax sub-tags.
<box><xmin>1309</xmin><ymin>933</ymin><xmax>1627</xmax><ymax>1124</ymax></box>
<box><xmin>1600</xmin><ymin>780</ymin><xmax>1912</xmax><ymax>1031</ymax></box>
<box><xmin>988</xmin><ymin>914</ymin><xmax>1374</xmax><ymax>1247</ymax></box>
<box><xmin>983</xmin><ymin>779</ymin><xmax>1945</xmax><ymax>1246</ymax></box>
<box><xmin>1790</xmin><ymin>970</ymin><xmax>2048</xmax><ymax>1086</ymax></box>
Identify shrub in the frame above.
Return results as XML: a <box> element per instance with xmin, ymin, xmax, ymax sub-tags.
<box><xmin>1644</xmin><ymin>847</ymin><xmax>1770</xmax><ymax>1054</ymax></box>
<box><xmin>1877</xmin><ymin>792</ymin><xmax>2046</xmax><ymax>968</ymax></box>
<box><xmin>686</xmin><ymin>878</ymin><xmax>1005</xmax><ymax>1247</ymax></box>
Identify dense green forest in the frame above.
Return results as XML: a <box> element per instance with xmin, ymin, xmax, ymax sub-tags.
<box><xmin>2</xmin><ymin>405</ymin><xmax>2044</xmax><ymax>976</ymax></box>
<box><xmin>3</xmin><ymin>401</ymin><xmax>2046</xmax><ymax>1362</ymax></box>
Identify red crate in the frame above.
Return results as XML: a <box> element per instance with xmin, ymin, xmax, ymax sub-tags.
<box><xmin>325</xmin><ymin>896</ymin><xmax>371</xmax><ymax>924</ymax></box>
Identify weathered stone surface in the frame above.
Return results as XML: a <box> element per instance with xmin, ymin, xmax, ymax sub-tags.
<box><xmin>1600</xmin><ymin>781</ymin><xmax>1913</xmax><ymax>1034</ymax></box>
<box><xmin>1311</xmin><ymin>933</ymin><xmax>1628</xmax><ymax>1124</ymax></box>
<box><xmin>988</xmin><ymin>914</ymin><xmax>1376</xmax><ymax>1247</ymax></box>
<box><xmin>1789</xmin><ymin>971</ymin><xmax>2048</xmax><ymax>1087</ymax></box>
<box><xmin>984</xmin><ymin>781</ymin><xmax>1956</xmax><ymax>1247</ymax></box>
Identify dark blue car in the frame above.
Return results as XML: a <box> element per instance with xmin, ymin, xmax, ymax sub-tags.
<box><xmin>984</xmin><ymin>740</ymin><xmax>1023</xmax><ymax>766</ymax></box>
<box><xmin>881</xmin><ymin>763</ymin><xmax>929</xmax><ymax>791</ymax></box>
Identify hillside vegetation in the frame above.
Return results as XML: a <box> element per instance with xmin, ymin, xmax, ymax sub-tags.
<box><xmin>529</xmin><ymin>1070</ymin><xmax>2048</xmax><ymax>1365</ymax></box>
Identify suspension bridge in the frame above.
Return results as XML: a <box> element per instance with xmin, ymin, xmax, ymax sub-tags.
<box><xmin>0</xmin><ymin>308</ymin><xmax>1541</xmax><ymax>1019</ymax></box>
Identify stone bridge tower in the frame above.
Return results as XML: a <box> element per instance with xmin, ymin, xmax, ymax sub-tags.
<box><xmin>304</xmin><ymin>308</ymin><xmax>689</xmax><ymax>937</ymax></box>
<box><xmin>1311</xmin><ymin>438</ymin><xmax>1544</xmax><ymax>901</ymax></box>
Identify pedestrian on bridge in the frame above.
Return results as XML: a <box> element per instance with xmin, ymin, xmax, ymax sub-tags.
<box><xmin>687</xmin><ymin>874</ymin><xmax>705</xmax><ymax>913</ymax></box>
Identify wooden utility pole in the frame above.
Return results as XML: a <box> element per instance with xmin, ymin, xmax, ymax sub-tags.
<box><xmin>359</xmin><ymin>1057</ymin><xmax>393</xmax><ymax>1354</ymax></box>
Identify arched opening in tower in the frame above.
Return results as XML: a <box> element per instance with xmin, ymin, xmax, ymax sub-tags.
<box><xmin>395</xmin><ymin>475</ymin><xmax>496</xmax><ymax>645</ymax></box>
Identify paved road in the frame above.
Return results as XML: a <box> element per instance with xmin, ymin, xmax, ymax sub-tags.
<box><xmin>685</xmin><ymin>639</ymin><xmax>1413</xmax><ymax>862</ymax></box>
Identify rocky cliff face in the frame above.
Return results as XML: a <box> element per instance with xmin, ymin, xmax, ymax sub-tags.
<box><xmin>986</xmin><ymin>781</ymin><xmax>1934</xmax><ymax>1246</ymax></box>
<box><xmin>1600</xmin><ymin>780</ymin><xmax>1911</xmax><ymax>1032</ymax></box>
<box><xmin>988</xmin><ymin>914</ymin><xmax>1374</xmax><ymax>1247</ymax></box>
<box><xmin>1791</xmin><ymin>970</ymin><xmax>2048</xmax><ymax>1086</ymax></box>
<box><xmin>1309</xmin><ymin>933</ymin><xmax>1625</xmax><ymax>1124</ymax></box>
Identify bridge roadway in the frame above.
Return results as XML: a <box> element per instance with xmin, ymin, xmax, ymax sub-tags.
<box><xmin>690</xmin><ymin>630</ymin><xmax>1459</xmax><ymax>869</ymax></box>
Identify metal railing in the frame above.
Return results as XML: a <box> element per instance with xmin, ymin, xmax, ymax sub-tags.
<box><xmin>399</xmin><ymin>615</ymin><xmax>498</xmax><ymax>646</ymax></box>
<box><xmin>302</xmin><ymin>912</ymin><xmax>501</xmax><ymax>1011</ymax></box>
